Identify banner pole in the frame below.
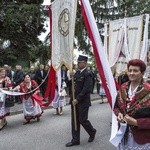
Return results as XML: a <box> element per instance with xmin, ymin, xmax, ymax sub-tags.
<box><xmin>71</xmin><ymin>0</ymin><xmax>78</xmax><ymax>131</ymax></box>
<box><xmin>71</xmin><ymin>75</ymin><xmax>77</xmax><ymax>131</ymax></box>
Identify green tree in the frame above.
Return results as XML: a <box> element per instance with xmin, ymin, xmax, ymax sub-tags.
<box><xmin>0</xmin><ymin>0</ymin><xmax>48</xmax><ymax>67</ymax></box>
<box><xmin>75</xmin><ymin>0</ymin><xmax>150</xmax><ymax>55</ymax></box>
<box><xmin>1</xmin><ymin>0</ymin><xmax>149</xmax><ymax>67</ymax></box>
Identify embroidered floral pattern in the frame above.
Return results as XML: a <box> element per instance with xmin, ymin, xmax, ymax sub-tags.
<box><xmin>114</xmin><ymin>82</ymin><xmax>150</xmax><ymax>117</ymax></box>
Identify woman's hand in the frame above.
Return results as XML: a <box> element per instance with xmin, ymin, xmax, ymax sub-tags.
<box><xmin>34</xmin><ymin>90</ymin><xmax>40</xmax><ymax>95</ymax></box>
<box><xmin>10</xmin><ymin>89</ymin><xmax>15</xmax><ymax>92</ymax></box>
<box><xmin>34</xmin><ymin>91</ymin><xmax>38</xmax><ymax>95</ymax></box>
<box><xmin>124</xmin><ymin>114</ymin><xmax>137</xmax><ymax>126</ymax></box>
<box><xmin>117</xmin><ymin>113</ymin><xmax>125</xmax><ymax>123</ymax></box>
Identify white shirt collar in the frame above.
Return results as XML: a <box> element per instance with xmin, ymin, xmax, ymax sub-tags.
<box><xmin>128</xmin><ymin>84</ymin><xmax>139</xmax><ymax>98</ymax></box>
<box><xmin>79</xmin><ymin>67</ymin><xmax>86</xmax><ymax>73</ymax></box>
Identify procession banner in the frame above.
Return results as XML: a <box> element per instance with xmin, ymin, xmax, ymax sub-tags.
<box><xmin>126</xmin><ymin>15</ymin><xmax>143</xmax><ymax>60</ymax></box>
<box><xmin>104</xmin><ymin>23</ymin><xmax>108</xmax><ymax>57</ymax></box>
<box><xmin>51</xmin><ymin>0</ymin><xmax>77</xmax><ymax>71</ymax></box>
<box><xmin>140</xmin><ymin>14</ymin><xmax>149</xmax><ymax>62</ymax></box>
<box><xmin>80</xmin><ymin>0</ymin><xmax>118</xmax><ymax>146</ymax></box>
<box><xmin>108</xmin><ymin>19</ymin><xmax>124</xmax><ymax>67</ymax></box>
<box><xmin>115</xmin><ymin>16</ymin><xmax>143</xmax><ymax>75</ymax></box>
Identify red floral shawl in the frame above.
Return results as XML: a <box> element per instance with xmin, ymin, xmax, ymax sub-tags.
<box><xmin>114</xmin><ymin>81</ymin><xmax>150</xmax><ymax>118</ymax></box>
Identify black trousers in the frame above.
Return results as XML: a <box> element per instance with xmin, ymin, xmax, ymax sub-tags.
<box><xmin>71</xmin><ymin>104</ymin><xmax>95</xmax><ymax>143</ymax></box>
<box><xmin>40</xmin><ymin>83</ymin><xmax>46</xmax><ymax>97</ymax></box>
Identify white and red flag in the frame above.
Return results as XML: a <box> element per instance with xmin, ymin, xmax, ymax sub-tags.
<box><xmin>80</xmin><ymin>0</ymin><xmax>118</xmax><ymax>146</ymax></box>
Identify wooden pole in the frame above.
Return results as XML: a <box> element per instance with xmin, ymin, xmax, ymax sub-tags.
<box><xmin>70</xmin><ymin>0</ymin><xmax>78</xmax><ymax>131</ymax></box>
<box><xmin>71</xmin><ymin>73</ymin><xmax>77</xmax><ymax>131</ymax></box>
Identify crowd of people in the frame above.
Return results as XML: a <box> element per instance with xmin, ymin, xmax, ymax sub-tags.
<box><xmin>0</xmin><ymin>64</ymin><xmax>49</xmax><ymax>129</ymax></box>
<box><xmin>0</xmin><ymin>62</ymin><xmax>98</xmax><ymax>128</ymax></box>
<box><xmin>0</xmin><ymin>57</ymin><xmax>149</xmax><ymax>149</ymax></box>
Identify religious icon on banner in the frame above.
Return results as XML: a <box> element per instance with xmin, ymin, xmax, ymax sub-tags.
<box><xmin>58</xmin><ymin>8</ymin><xmax>70</xmax><ymax>37</ymax></box>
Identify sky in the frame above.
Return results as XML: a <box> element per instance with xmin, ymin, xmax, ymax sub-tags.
<box><xmin>38</xmin><ymin>17</ymin><xmax>50</xmax><ymax>42</ymax></box>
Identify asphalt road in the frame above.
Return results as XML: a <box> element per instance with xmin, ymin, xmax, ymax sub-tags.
<box><xmin>0</xmin><ymin>100</ymin><xmax>116</xmax><ymax>150</ymax></box>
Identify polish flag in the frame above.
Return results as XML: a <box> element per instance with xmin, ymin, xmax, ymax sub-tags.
<box><xmin>80</xmin><ymin>0</ymin><xmax>118</xmax><ymax>146</ymax></box>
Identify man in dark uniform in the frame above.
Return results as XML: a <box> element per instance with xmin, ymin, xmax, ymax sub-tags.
<box><xmin>66</xmin><ymin>55</ymin><xmax>96</xmax><ymax>147</ymax></box>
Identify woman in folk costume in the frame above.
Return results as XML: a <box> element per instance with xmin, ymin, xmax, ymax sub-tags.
<box><xmin>114</xmin><ymin>59</ymin><xmax>150</xmax><ymax>150</ymax></box>
<box><xmin>52</xmin><ymin>78</ymin><xmax>67</xmax><ymax>115</ymax></box>
<box><xmin>13</xmin><ymin>73</ymin><xmax>43</xmax><ymax>124</ymax></box>
<box><xmin>0</xmin><ymin>68</ymin><xmax>12</xmax><ymax>130</ymax></box>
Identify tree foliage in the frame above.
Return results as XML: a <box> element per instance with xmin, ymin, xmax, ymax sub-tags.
<box><xmin>0</xmin><ymin>0</ymin><xmax>150</xmax><ymax>67</ymax></box>
<box><xmin>0</xmin><ymin>0</ymin><xmax>49</xmax><ymax>67</ymax></box>
<box><xmin>75</xmin><ymin>0</ymin><xmax>150</xmax><ymax>56</ymax></box>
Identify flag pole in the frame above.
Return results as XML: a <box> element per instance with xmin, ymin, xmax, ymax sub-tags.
<box><xmin>70</xmin><ymin>0</ymin><xmax>78</xmax><ymax>131</ymax></box>
<box><xmin>71</xmin><ymin>73</ymin><xmax>77</xmax><ymax>131</ymax></box>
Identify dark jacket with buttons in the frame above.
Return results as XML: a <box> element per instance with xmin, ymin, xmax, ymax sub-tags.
<box><xmin>74</xmin><ymin>68</ymin><xmax>93</xmax><ymax>106</ymax></box>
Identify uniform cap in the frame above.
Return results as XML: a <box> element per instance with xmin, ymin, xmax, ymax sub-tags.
<box><xmin>77</xmin><ymin>55</ymin><xmax>88</xmax><ymax>62</ymax></box>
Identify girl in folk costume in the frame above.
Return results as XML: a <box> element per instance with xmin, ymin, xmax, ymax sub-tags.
<box><xmin>52</xmin><ymin>79</ymin><xmax>67</xmax><ymax>115</ymax></box>
<box><xmin>114</xmin><ymin>59</ymin><xmax>150</xmax><ymax>150</ymax></box>
<box><xmin>0</xmin><ymin>68</ymin><xmax>12</xmax><ymax>130</ymax></box>
<box><xmin>13</xmin><ymin>73</ymin><xmax>43</xmax><ymax>124</ymax></box>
